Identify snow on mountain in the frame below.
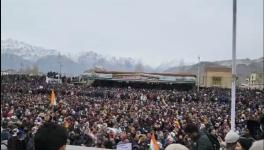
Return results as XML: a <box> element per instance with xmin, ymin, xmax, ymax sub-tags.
<box><xmin>213</xmin><ymin>58</ymin><xmax>262</xmax><ymax>66</ymax></box>
<box><xmin>77</xmin><ymin>51</ymin><xmax>141</xmax><ymax>71</ymax></box>
<box><xmin>156</xmin><ymin>60</ymin><xmax>180</xmax><ymax>72</ymax></box>
<box><xmin>1</xmin><ymin>39</ymin><xmax>154</xmax><ymax>74</ymax></box>
<box><xmin>1</xmin><ymin>39</ymin><xmax>58</xmax><ymax>62</ymax></box>
<box><xmin>155</xmin><ymin>59</ymin><xmax>195</xmax><ymax>72</ymax></box>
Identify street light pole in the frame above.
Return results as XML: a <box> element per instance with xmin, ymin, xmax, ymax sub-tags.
<box><xmin>231</xmin><ymin>0</ymin><xmax>237</xmax><ymax>131</ymax></box>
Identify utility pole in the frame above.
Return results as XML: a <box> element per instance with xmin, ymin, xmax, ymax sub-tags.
<box><xmin>197</xmin><ymin>56</ymin><xmax>200</xmax><ymax>92</ymax></box>
<box><xmin>231</xmin><ymin>0</ymin><xmax>237</xmax><ymax>131</ymax></box>
<box><xmin>58</xmin><ymin>53</ymin><xmax>62</xmax><ymax>78</ymax></box>
<box><xmin>58</xmin><ymin>52</ymin><xmax>63</xmax><ymax>84</ymax></box>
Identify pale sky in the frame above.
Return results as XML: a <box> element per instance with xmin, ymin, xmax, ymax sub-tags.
<box><xmin>1</xmin><ymin>0</ymin><xmax>263</xmax><ymax>67</ymax></box>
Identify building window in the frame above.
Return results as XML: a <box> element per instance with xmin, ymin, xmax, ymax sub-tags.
<box><xmin>212</xmin><ymin>77</ymin><xmax>222</xmax><ymax>86</ymax></box>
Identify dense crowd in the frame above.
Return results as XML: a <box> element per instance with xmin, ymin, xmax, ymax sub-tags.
<box><xmin>1</xmin><ymin>75</ymin><xmax>264</xmax><ymax>150</ymax></box>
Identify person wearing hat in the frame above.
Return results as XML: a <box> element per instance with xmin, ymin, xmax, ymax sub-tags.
<box><xmin>224</xmin><ymin>130</ymin><xmax>240</xmax><ymax>150</ymax></box>
<box><xmin>165</xmin><ymin>144</ymin><xmax>189</xmax><ymax>150</ymax></box>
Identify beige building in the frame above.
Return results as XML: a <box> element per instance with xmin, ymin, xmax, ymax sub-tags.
<box><xmin>248</xmin><ymin>72</ymin><xmax>264</xmax><ymax>90</ymax></box>
<box><xmin>203</xmin><ymin>67</ymin><xmax>232</xmax><ymax>88</ymax></box>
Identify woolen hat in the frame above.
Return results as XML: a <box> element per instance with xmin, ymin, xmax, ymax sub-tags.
<box><xmin>165</xmin><ymin>144</ymin><xmax>189</xmax><ymax>150</ymax></box>
<box><xmin>225</xmin><ymin>130</ymin><xmax>240</xmax><ymax>144</ymax></box>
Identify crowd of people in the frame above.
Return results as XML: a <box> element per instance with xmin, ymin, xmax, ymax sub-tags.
<box><xmin>1</xmin><ymin>74</ymin><xmax>264</xmax><ymax>150</ymax></box>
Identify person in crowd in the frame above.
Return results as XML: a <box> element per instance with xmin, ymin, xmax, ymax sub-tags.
<box><xmin>224</xmin><ymin>130</ymin><xmax>240</xmax><ymax>150</ymax></box>
<box><xmin>184</xmin><ymin>123</ymin><xmax>214</xmax><ymax>150</ymax></box>
<box><xmin>7</xmin><ymin>128</ymin><xmax>27</xmax><ymax>150</ymax></box>
<box><xmin>165</xmin><ymin>144</ymin><xmax>189</xmax><ymax>150</ymax></box>
<box><xmin>34</xmin><ymin>123</ymin><xmax>67</xmax><ymax>150</ymax></box>
<box><xmin>234</xmin><ymin>137</ymin><xmax>253</xmax><ymax>150</ymax></box>
<box><xmin>249</xmin><ymin>114</ymin><xmax>264</xmax><ymax>150</ymax></box>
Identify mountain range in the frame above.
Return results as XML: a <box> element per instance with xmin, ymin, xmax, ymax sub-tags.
<box><xmin>1</xmin><ymin>39</ymin><xmax>263</xmax><ymax>83</ymax></box>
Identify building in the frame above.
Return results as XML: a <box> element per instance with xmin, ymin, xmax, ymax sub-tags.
<box><xmin>83</xmin><ymin>70</ymin><xmax>196</xmax><ymax>83</ymax></box>
<box><xmin>1</xmin><ymin>69</ymin><xmax>17</xmax><ymax>75</ymax></box>
<box><xmin>45</xmin><ymin>76</ymin><xmax>62</xmax><ymax>84</ymax></box>
<box><xmin>82</xmin><ymin>70</ymin><xmax>197</xmax><ymax>90</ymax></box>
<box><xmin>248</xmin><ymin>72</ymin><xmax>264</xmax><ymax>90</ymax></box>
<box><xmin>203</xmin><ymin>67</ymin><xmax>232</xmax><ymax>88</ymax></box>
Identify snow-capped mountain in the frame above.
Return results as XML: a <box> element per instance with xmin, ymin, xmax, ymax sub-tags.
<box><xmin>77</xmin><ymin>51</ymin><xmax>148</xmax><ymax>72</ymax></box>
<box><xmin>156</xmin><ymin>60</ymin><xmax>184</xmax><ymax>72</ymax></box>
<box><xmin>1</xmin><ymin>39</ymin><xmax>154</xmax><ymax>74</ymax></box>
<box><xmin>1</xmin><ymin>39</ymin><xmax>58</xmax><ymax>62</ymax></box>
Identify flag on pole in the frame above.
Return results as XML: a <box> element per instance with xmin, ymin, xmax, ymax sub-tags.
<box><xmin>149</xmin><ymin>133</ymin><xmax>159</xmax><ymax>150</ymax></box>
<box><xmin>50</xmin><ymin>89</ymin><xmax>57</xmax><ymax>106</ymax></box>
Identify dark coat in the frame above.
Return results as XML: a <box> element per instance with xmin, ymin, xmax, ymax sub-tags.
<box><xmin>192</xmin><ymin>133</ymin><xmax>214</xmax><ymax>150</ymax></box>
<box><xmin>7</xmin><ymin>136</ymin><xmax>26</xmax><ymax>150</ymax></box>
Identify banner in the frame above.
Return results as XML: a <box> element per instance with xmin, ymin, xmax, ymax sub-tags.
<box><xmin>117</xmin><ymin>143</ymin><xmax>132</xmax><ymax>150</ymax></box>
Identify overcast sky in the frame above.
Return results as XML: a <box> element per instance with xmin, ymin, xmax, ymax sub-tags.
<box><xmin>2</xmin><ymin>0</ymin><xmax>263</xmax><ymax>67</ymax></box>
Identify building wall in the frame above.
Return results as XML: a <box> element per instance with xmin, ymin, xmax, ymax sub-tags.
<box><xmin>249</xmin><ymin>73</ymin><xmax>264</xmax><ymax>90</ymax></box>
<box><xmin>205</xmin><ymin>71</ymin><xmax>232</xmax><ymax>88</ymax></box>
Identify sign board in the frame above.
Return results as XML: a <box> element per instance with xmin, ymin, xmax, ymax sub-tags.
<box><xmin>117</xmin><ymin>143</ymin><xmax>132</xmax><ymax>150</ymax></box>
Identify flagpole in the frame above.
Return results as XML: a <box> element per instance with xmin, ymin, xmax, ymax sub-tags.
<box><xmin>231</xmin><ymin>0</ymin><xmax>237</xmax><ymax>131</ymax></box>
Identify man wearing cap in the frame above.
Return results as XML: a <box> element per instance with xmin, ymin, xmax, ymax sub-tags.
<box><xmin>165</xmin><ymin>144</ymin><xmax>189</xmax><ymax>150</ymax></box>
<box><xmin>224</xmin><ymin>130</ymin><xmax>240</xmax><ymax>150</ymax></box>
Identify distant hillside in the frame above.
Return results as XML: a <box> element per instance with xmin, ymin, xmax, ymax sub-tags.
<box><xmin>164</xmin><ymin>57</ymin><xmax>264</xmax><ymax>83</ymax></box>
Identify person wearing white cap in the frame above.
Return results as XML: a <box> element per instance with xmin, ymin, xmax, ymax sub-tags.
<box><xmin>165</xmin><ymin>144</ymin><xmax>189</xmax><ymax>150</ymax></box>
<box><xmin>224</xmin><ymin>130</ymin><xmax>240</xmax><ymax>150</ymax></box>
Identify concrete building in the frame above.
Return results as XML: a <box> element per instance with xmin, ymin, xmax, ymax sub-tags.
<box><xmin>203</xmin><ymin>67</ymin><xmax>232</xmax><ymax>88</ymax></box>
